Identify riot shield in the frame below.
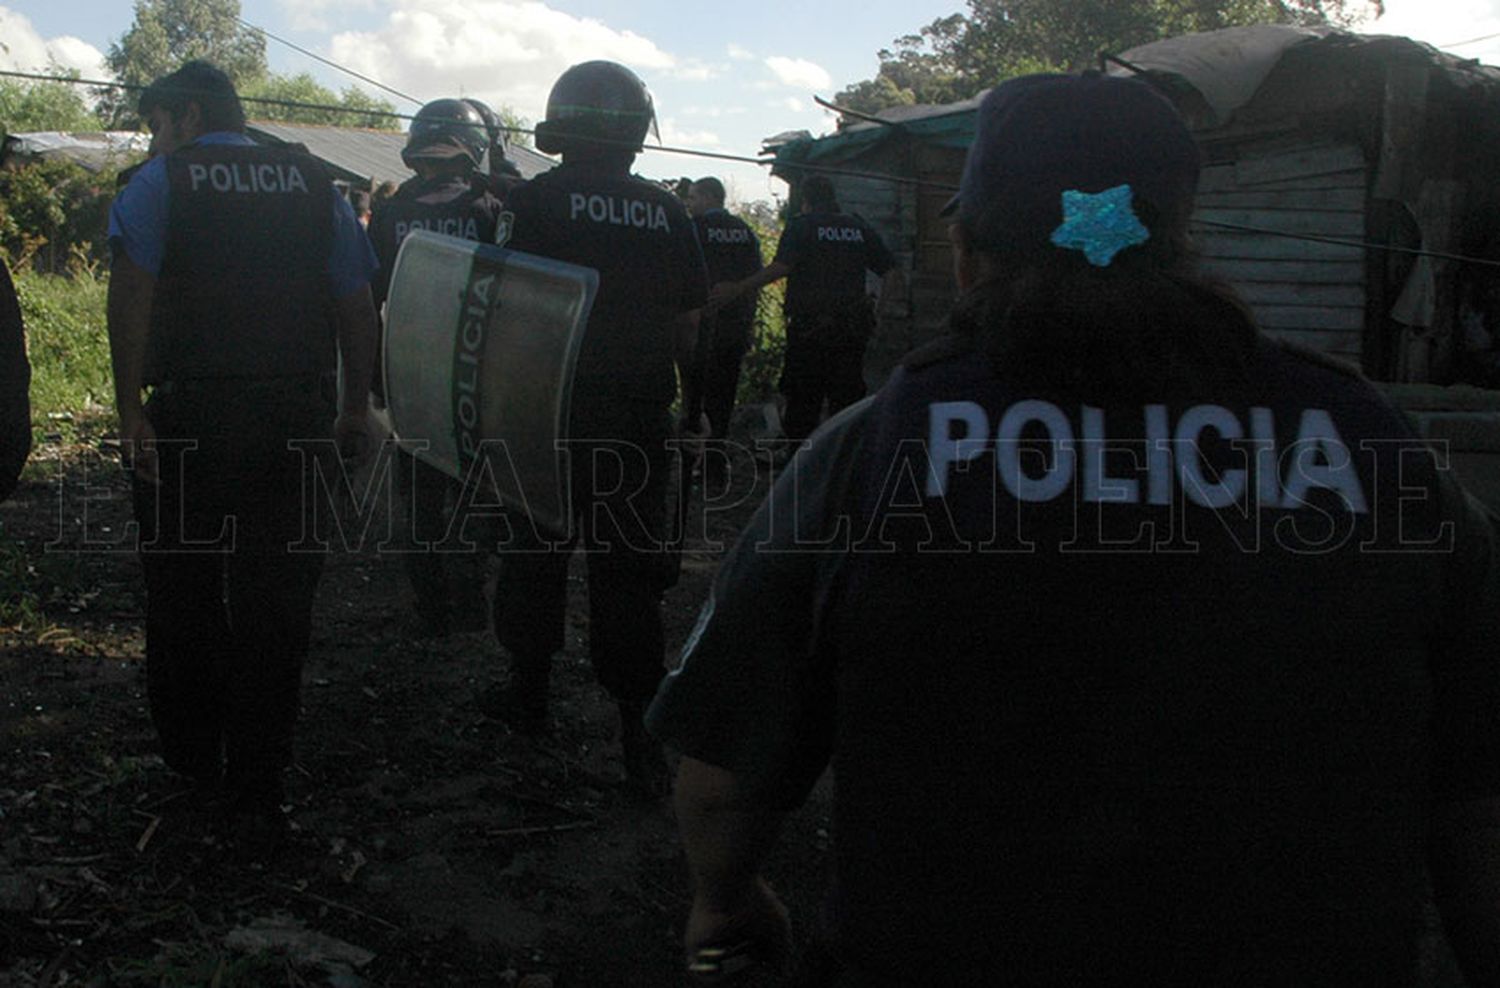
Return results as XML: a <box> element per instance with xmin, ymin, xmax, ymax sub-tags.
<box><xmin>383</xmin><ymin>230</ymin><xmax>598</xmax><ymax>535</ymax></box>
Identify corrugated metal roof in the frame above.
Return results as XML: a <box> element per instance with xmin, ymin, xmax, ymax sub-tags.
<box><xmin>245</xmin><ymin>119</ymin><xmax>554</xmax><ymax>187</ymax></box>
<box><xmin>0</xmin><ymin>131</ymin><xmax>149</xmax><ymax>172</ymax></box>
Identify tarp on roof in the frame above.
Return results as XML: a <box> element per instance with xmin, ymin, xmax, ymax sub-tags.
<box><xmin>1</xmin><ymin>131</ymin><xmax>149</xmax><ymax>172</ymax></box>
<box><xmin>1112</xmin><ymin>25</ymin><xmax>1500</xmax><ymax>127</ymax></box>
<box><xmin>246</xmin><ymin>120</ymin><xmax>554</xmax><ymax>187</ymax></box>
<box><xmin>1110</xmin><ymin>24</ymin><xmax>1327</xmax><ymax>126</ymax></box>
<box><xmin>771</xmin><ymin>93</ymin><xmax>984</xmax><ymax>174</ymax></box>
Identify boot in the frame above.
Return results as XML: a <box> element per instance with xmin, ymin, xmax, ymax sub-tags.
<box><xmin>618</xmin><ymin>701</ymin><xmax>669</xmax><ymax>798</ymax></box>
<box><xmin>479</xmin><ymin>650</ymin><xmax>550</xmax><ymax>735</ymax></box>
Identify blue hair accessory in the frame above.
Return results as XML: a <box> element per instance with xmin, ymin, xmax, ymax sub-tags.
<box><xmin>1049</xmin><ymin>184</ymin><xmax>1150</xmax><ymax>267</ymax></box>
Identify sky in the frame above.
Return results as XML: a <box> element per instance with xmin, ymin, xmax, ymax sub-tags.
<box><xmin>4</xmin><ymin>0</ymin><xmax>1500</xmax><ymax>204</ymax></box>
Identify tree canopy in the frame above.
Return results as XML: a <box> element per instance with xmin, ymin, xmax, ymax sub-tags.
<box><xmin>101</xmin><ymin>0</ymin><xmax>267</xmax><ymax>126</ymax></box>
<box><xmin>0</xmin><ymin>75</ymin><xmax>103</xmax><ymax>135</ymax></box>
<box><xmin>833</xmin><ymin>0</ymin><xmax>1384</xmax><ymax>116</ymax></box>
<box><xmin>239</xmin><ymin>73</ymin><xmax>398</xmax><ymax>130</ymax></box>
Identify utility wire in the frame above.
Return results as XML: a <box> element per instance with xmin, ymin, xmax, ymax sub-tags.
<box><xmin>0</xmin><ymin>70</ymin><xmax>962</xmax><ymax>190</ymax></box>
<box><xmin>236</xmin><ymin>17</ymin><xmax>421</xmax><ymax>106</ymax></box>
<box><xmin>1438</xmin><ymin>29</ymin><xmax>1500</xmax><ymax>49</ymax></box>
<box><xmin>0</xmin><ymin>69</ymin><xmax>413</xmax><ymax>123</ymax></box>
<box><xmin>1191</xmin><ymin>218</ymin><xmax>1500</xmax><ymax>269</ymax></box>
<box><xmin>12</xmin><ymin>65</ymin><xmax>1500</xmax><ymax>265</ymax></box>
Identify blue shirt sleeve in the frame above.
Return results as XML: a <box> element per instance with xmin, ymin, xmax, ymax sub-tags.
<box><xmin>106</xmin><ymin>156</ymin><xmax>170</xmax><ymax>275</ymax></box>
<box><xmin>328</xmin><ymin>193</ymin><xmax>378</xmax><ymax>298</ymax></box>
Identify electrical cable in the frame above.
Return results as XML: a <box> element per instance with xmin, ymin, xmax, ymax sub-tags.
<box><xmin>15</xmin><ymin>68</ymin><xmax>1500</xmax><ymax>263</ymax></box>
<box><xmin>236</xmin><ymin>17</ymin><xmax>422</xmax><ymax>106</ymax></box>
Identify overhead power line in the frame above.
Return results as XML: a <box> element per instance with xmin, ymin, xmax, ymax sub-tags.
<box><xmin>1438</xmin><ymin>29</ymin><xmax>1500</xmax><ymax>49</ymax></box>
<box><xmin>236</xmin><ymin>17</ymin><xmax>421</xmax><ymax>106</ymax></box>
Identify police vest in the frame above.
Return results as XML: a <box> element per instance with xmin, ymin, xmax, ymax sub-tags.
<box><xmin>368</xmin><ymin>182</ymin><xmax>504</xmax><ymax>307</ymax></box>
<box><xmin>502</xmin><ymin>164</ymin><xmax>709</xmax><ymax>405</ymax></box>
<box><xmin>693</xmin><ymin>211</ymin><xmax>761</xmax><ymax>324</ymax></box>
<box><xmin>149</xmin><ymin>143</ymin><xmax>333</xmax><ymax>383</ymax></box>
<box><xmin>823</xmin><ymin>340</ymin><xmax>1449</xmax><ymax>983</ymax></box>
<box><xmin>781</xmin><ymin>210</ymin><xmax>888</xmax><ymax>318</ymax></box>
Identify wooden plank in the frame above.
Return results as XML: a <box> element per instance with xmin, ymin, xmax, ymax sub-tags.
<box><xmin>1194</xmin><ymin>207</ymin><xmax>1364</xmax><ymax>237</ymax></box>
<box><xmin>1194</xmin><ymin>187</ymin><xmax>1365</xmax><ymax>212</ymax></box>
<box><xmin>1198</xmin><ymin>165</ymin><xmax>1366</xmax><ymax>194</ymax></box>
<box><xmin>1261</xmin><ymin>327</ymin><xmax>1365</xmax><ymax>353</ymax></box>
<box><xmin>1193</xmin><ymin>232</ymin><xmax>1364</xmax><ymax>262</ymax></box>
<box><xmin>1235</xmin><ymin>282</ymin><xmax>1365</xmax><ymax>307</ymax></box>
<box><xmin>1250</xmin><ymin>305</ymin><xmax>1365</xmax><ymax>331</ymax></box>
<box><xmin>1198</xmin><ymin>258</ymin><xmax>1364</xmax><ymax>284</ymax></box>
<box><xmin>1234</xmin><ymin>144</ymin><xmax>1367</xmax><ymax>186</ymax></box>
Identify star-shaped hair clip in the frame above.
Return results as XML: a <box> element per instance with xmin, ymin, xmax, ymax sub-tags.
<box><xmin>1049</xmin><ymin>184</ymin><xmax>1150</xmax><ymax>267</ymax></box>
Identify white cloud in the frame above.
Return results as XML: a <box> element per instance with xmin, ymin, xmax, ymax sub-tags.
<box><xmin>727</xmin><ymin>43</ymin><xmax>755</xmax><ymax>61</ymax></box>
<box><xmin>328</xmin><ymin>0</ymin><xmax>682</xmax><ymax>123</ymax></box>
<box><xmin>671</xmin><ymin>59</ymin><xmax>723</xmax><ymax>82</ymax></box>
<box><xmin>276</xmin><ymin>0</ymin><xmax>379</xmax><ymax>33</ymax></box>
<box><xmin>782</xmin><ymin>96</ymin><xmax>807</xmax><ymax>112</ymax></box>
<box><xmin>764</xmin><ymin>55</ymin><xmax>831</xmax><ymax>91</ymax></box>
<box><xmin>657</xmin><ymin>119</ymin><xmax>721</xmax><ymax>147</ymax></box>
<box><xmin>0</xmin><ymin>7</ymin><xmax>109</xmax><ymax>79</ymax></box>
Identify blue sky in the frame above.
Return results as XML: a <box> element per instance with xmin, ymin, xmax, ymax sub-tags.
<box><xmin>5</xmin><ymin>0</ymin><xmax>1500</xmax><ymax>203</ymax></box>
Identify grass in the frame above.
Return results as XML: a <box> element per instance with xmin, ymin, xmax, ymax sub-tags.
<box><xmin>13</xmin><ymin>266</ymin><xmax>115</xmax><ymax>447</ymax></box>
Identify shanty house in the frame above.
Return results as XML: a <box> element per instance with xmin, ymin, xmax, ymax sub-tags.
<box><xmin>770</xmin><ymin>25</ymin><xmax>1500</xmax><ymax>390</ymax></box>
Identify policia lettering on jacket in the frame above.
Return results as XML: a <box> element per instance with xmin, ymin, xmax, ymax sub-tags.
<box><xmin>924</xmin><ymin>399</ymin><xmax>1367</xmax><ymax>511</ymax></box>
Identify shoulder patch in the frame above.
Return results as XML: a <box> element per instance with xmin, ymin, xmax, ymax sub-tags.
<box><xmin>494</xmin><ymin>210</ymin><xmax>514</xmax><ymax>247</ymax></box>
<box><xmin>1270</xmin><ymin>336</ymin><xmax>1366</xmax><ymax>381</ymax></box>
<box><xmin>901</xmin><ymin>333</ymin><xmax>973</xmax><ymax>370</ymax></box>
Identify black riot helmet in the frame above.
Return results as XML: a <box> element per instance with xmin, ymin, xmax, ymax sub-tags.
<box><xmin>462</xmin><ymin>97</ymin><xmax>510</xmax><ymax>161</ymax></box>
<box><xmin>402</xmin><ymin>98</ymin><xmax>488</xmax><ymax>169</ymax></box>
<box><xmin>534</xmin><ymin>60</ymin><xmax>659</xmax><ymax>156</ymax></box>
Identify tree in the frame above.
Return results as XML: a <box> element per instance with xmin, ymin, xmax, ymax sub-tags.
<box><xmin>833</xmin><ymin>0</ymin><xmax>1384</xmax><ymax>116</ymax></box>
<box><xmin>101</xmin><ymin>0</ymin><xmax>266</xmax><ymax>126</ymax></box>
<box><xmin>0</xmin><ymin>75</ymin><xmax>103</xmax><ymax>135</ymax></box>
<box><xmin>240</xmin><ymin>73</ymin><xmax>398</xmax><ymax>130</ymax></box>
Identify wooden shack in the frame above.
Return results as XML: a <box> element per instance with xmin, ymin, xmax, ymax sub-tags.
<box><xmin>770</xmin><ymin>25</ymin><xmax>1500</xmax><ymax>391</ymax></box>
<box><xmin>768</xmin><ymin>98</ymin><xmax>976</xmax><ymax>382</ymax></box>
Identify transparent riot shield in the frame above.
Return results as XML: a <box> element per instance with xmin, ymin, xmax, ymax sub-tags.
<box><xmin>383</xmin><ymin>229</ymin><xmax>598</xmax><ymax>535</ymax></box>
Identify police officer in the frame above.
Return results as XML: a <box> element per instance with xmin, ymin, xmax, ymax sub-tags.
<box><xmin>485</xmin><ymin>60</ymin><xmax>708</xmax><ymax>794</ymax></box>
<box><xmin>686</xmin><ymin>176</ymin><xmax>761</xmax><ymax>492</ymax></box>
<box><xmin>368</xmin><ymin>97</ymin><xmax>509</xmax><ymax>636</ymax></box>
<box><xmin>462</xmin><ymin>97</ymin><xmax>525</xmax><ymax>195</ymax></box>
<box><xmin>107</xmin><ymin>61</ymin><xmax>377</xmax><ymax>848</ymax></box>
<box><xmin>710</xmin><ymin>173</ymin><xmax>899</xmax><ymax>449</ymax></box>
<box><xmin>0</xmin><ymin>256</ymin><xmax>29</xmax><ymax>503</ymax></box>
<box><xmin>649</xmin><ymin>73</ymin><xmax>1500</xmax><ymax>985</ymax></box>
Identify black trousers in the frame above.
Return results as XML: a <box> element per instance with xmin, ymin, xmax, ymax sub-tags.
<box><xmin>700</xmin><ymin>312</ymin><xmax>754</xmax><ymax>443</ymax></box>
<box><xmin>780</xmin><ymin>309</ymin><xmax>872</xmax><ymax>443</ymax></box>
<box><xmin>492</xmin><ymin>398</ymin><xmax>671</xmax><ymax>704</ymax></box>
<box><xmin>132</xmin><ymin>379</ymin><xmax>334</xmax><ymax>793</ymax></box>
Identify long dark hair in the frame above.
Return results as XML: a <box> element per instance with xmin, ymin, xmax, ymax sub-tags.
<box><xmin>949</xmin><ymin>224</ymin><xmax>1260</xmax><ymax>400</ymax></box>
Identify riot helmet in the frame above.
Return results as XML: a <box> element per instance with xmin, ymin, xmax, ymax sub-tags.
<box><xmin>402</xmin><ymin>98</ymin><xmax>488</xmax><ymax>169</ymax></box>
<box><xmin>462</xmin><ymin>98</ymin><xmax>510</xmax><ymax>159</ymax></box>
<box><xmin>534</xmin><ymin>61</ymin><xmax>659</xmax><ymax>156</ymax></box>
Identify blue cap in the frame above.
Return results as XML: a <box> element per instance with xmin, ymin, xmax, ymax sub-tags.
<box><xmin>945</xmin><ymin>72</ymin><xmax>1200</xmax><ymax>259</ymax></box>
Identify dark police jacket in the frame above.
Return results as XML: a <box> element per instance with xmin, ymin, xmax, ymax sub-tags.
<box><xmin>648</xmin><ymin>332</ymin><xmax>1500</xmax><ymax>987</ymax></box>
<box><xmin>148</xmin><ymin>143</ymin><xmax>334</xmax><ymax>384</ymax></box>
<box><xmin>500</xmin><ymin>160</ymin><xmax>708</xmax><ymax>406</ymax></box>
<box><xmin>692</xmin><ymin>207</ymin><xmax>761</xmax><ymax>328</ymax></box>
<box><xmin>367</xmin><ymin>174</ymin><xmax>508</xmax><ymax>310</ymax></box>
<box><xmin>774</xmin><ymin>209</ymin><xmax>893</xmax><ymax>320</ymax></box>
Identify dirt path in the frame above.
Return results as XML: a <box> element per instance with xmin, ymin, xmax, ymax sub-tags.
<box><xmin>1</xmin><ymin>435</ymin><xmax>831</xmax><ymax>986</ymax></box>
